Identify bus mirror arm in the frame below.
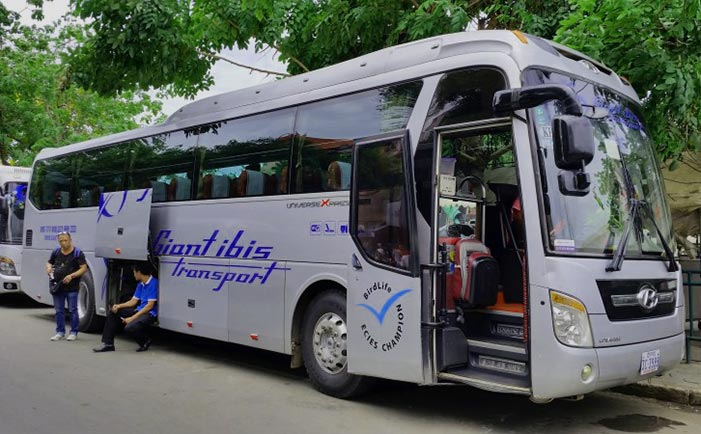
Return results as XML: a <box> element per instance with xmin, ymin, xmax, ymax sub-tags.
<box><xmin>493</xmin><ymin>84</ymin><xmax>583</xmax><ymax>116</ymax></box>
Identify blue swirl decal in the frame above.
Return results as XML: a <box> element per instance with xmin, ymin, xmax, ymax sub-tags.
<box><xmin>97</xmin><ymin>190</ymin><xmax>128</xmax><ymax>222</ymax></box>
<box><xmin>357</xmin><ymin>289</ymin><xmax>412</xmax><ymax>325</ymax></box>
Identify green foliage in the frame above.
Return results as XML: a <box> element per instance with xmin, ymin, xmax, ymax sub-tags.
<box><xmin>62</xmin><ymin>0</ymin><xmax>701</xmax><ymax>163</ymax></box>
<box><xmin>555</xmin><ymin>0</ymin><xmax>701</xmax><ymax>162</ymax></box>
<box><xmin>0</xmin><ymin>19</ymin><xmax>163</xmax><ymax>165</ymax></box>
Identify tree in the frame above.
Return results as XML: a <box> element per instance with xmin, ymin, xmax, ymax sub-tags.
<box><xmin>68</xmin><ymin>1</ymin><xmax>565</xmax><ymax>95</ymax></box>
<box><xmin>67</xmin><ymin>1</ymin><xmax>701</xmax><ymax>164</ymax></box>
<box><xmin>0</xmin><ymin>19</ymin><xmax>163</xmax><ymax>165</ymax></box>
<box><xmin>554</xmin><ymin>0</ymin><xmax>701</xmax><ymax>164</ymax></box>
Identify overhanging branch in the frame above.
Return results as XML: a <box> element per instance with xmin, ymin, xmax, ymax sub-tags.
<box><xmin>198</xmin><ymin>50</ymin><xmax>290</xmax><ymax>77</ymax></box>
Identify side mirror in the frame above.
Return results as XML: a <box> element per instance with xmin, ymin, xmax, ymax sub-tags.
<box><xmin>553</xmin><ymin>115</ymin><xmax>595</xmax><ymax>170</ymax></box>
<box><xmin>553</xmin><ymin>116</ymin><xmax>595</xmax><ymax>196</ymax></box>
<box><xmin>493</xmin><ymin>84</ymin><xmax>583</xmax><ymax>116</ymax></box>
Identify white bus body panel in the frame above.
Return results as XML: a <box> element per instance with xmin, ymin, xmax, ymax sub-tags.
<box><xmin>527</xmin><ymin>260</ymin><xmax>684</xmax><ymax>400</ymax></box>
<box><xmin>95</xmin><ymin>189</ymin><xmax>152</xmax><ymax>260</ymax></box>
<box><xmin>148</xmin><ymin>193</ymin><xmax>350</xmax><ymax>353</ymax></box>
<box><xmin>347</xmin><ymin>254</ymin><xmax>423</xmax><ymax>383</ymax></box>
<box><xmin>0</xmin><ymin>243</ymin><xmax>22</xmax><ymax>293</ymax></box>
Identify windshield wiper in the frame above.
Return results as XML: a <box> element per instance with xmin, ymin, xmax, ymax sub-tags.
<box><xmin>606</xmin><ymin>198</ymin><xmax>641</xmax><ymax>272</ymax></box>
<box><xmin>606</xmin><ymin>199</ymin><xmax>678</xmax><ymax>272</ymax></box>
<box><xmin>605</xmin><ymin>147</ymin><xmax>677</xmax><ymax>272</ymax></box>
<box><xmin>639</xmin><ymin>201</ymin><xmax>678</xmax><ymax>272</ymax></box>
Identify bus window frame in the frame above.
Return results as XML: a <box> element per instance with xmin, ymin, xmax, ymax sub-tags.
<box><xmin>350</xmin><ymin>129</ymin><xmax>420</xmax><ymax>278</ymax></box>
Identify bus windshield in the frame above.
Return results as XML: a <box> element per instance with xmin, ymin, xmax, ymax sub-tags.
<box><xmin>526</xmin><ymin>69</ymin><xmax>674</xmax><ymax>257</ymax></box>
<box><xmin>1</xmin><ymin>182</ymin><xmax>27</xmax><ymax>244</ymax></box>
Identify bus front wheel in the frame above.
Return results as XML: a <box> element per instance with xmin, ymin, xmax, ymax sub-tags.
<box><xmin>302</xmin><ymin>289</ymin><xmax>374</xmax><ymax>399</ymax></box>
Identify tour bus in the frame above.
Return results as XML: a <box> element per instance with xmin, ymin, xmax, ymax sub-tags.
<box><xmin>0</xmin><ymin>166</ymin><xmax>31</xmax><ymax>295</ymax></box>
<box><xmin>21</xmin><ymin>30</ymin><xmax>683</xmax><ymax>401</ymax></box>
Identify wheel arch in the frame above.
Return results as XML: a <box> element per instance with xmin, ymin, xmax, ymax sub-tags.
<box><xmin>289</xmin><ymin>277</ymin><xmax>347</xmax><ymax>369</ymax></box>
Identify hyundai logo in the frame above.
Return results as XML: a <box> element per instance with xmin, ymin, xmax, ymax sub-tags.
<box><xmin>636</xmin><ymin>285</ymin><xmax>659</xmax><ymax>311</ymax></box>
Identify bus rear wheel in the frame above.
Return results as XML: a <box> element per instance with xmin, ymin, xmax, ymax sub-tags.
<box><xmin>301</xmin><ymin>289</ymin><xmax>374</xmax><ymax>399</ymax></box>
<box><xmin>77</xmin><ymin>272</ymin><xmax>101</xmax><ymax>332</ymax></box>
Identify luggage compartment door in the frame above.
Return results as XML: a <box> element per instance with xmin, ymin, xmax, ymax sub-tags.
<box><xmin>95</xmin><ymin>189</ymin><xmax>152</xmax><ymax>260</ymax></box>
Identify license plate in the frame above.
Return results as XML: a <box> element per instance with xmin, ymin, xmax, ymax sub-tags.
<box><xmin>640</xmin><ymin>349</ymin><xmax>660</xmax><ymax>375</ymax></box>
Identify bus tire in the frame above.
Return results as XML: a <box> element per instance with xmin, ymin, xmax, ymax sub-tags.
<box><xmin>77</xmin><ymin>271</ymin><xmax>101</xmax><ymax>332</ymax></box>
<box><xmin>302</xmin><ymin>289</ymin><xmax>374</xmax><ymax>399</ymax></box>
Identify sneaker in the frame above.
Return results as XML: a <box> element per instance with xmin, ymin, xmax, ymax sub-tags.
<box><xmin>66</xmin><ymin>333</ymin><xmax>77</xmax><ymax>341</ymax></box>
<box><xmin>50</xmin><ymin>333</ymin><xmax>65</xmax><ymax>341</ymax></box>
<box><xmin>136</xmin><ymin>338</ymin><xmax>152</xmax><ymax>352</ymax></box>
<box><xmin>92</xmin><ymin>343</ymin><xmax>115</xmax><ymax>353</ymax></box>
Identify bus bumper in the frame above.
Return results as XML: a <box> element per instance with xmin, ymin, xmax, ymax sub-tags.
<box><xmin>594</xmin><ymin>332</ymin><xmax>685</xmax><ymax>390</ymax></box>
<box><xmin>531</xmin><ymin>332</ymin><xmax>684</xmax><ymax>400</ymax></box>
<box><xmin>0</xmin><ymin>274</ymin><xmax>21</xmax><ymax>293</ymax></box>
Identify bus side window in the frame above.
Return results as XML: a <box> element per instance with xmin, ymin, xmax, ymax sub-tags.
<box><xmin>195</xmin><ymin>110</ymin><xmax>294</xmax><ymax>200</ymax></box>
<box><xmin>300</xmin><ymin>166</ymin><xmax>323</xmax><ymax>193</ymax></box>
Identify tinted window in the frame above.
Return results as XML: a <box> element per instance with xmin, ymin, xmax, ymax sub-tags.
<box><xmin>75</xmin><ymin>145</ymin><xmax>129</xmax><ymax>207</ymax></box>
<box><xmin>29</xmin><ymin>157</ymin><xmax>75</xmax><ymax>210</ymax></box>
<box><xmin>196</xmin><ymin>109</ymin><xmax>295</xmax><ymax>198</ymax></box>
<box><xmin>293</xmin><ymin>81</ymin><xmax>422</xmax><ymax>193</ymax></box>
<box><xmin>415</xmin><ymin>68</ymin><xmax>508</xmax><ymax>222</ymax></box>
<box><xmin>128</xmin><ymin>131</ymin><xmax>197</xmax><ymax>202</ymax></box>
<box><xmin>353</xmin><ymin>137</ymin><xmax>413</xmax><ymax>272</ymax></box>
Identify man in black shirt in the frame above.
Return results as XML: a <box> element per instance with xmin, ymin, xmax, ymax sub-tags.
<box><xmin>46</xmin><ymin>232</ymin><xmax>87</xmax><ymax>341</ymax></box>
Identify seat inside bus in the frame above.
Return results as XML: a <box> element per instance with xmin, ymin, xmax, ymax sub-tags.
<box><xmin>484</xmin><ymin>181</ymin><xmax>524</xmax><ymax>305</ymax></box>
<box><xmin>201</xmin><ymin>174</ymin><xmax>231</xmax><ymax>199</ymax></box>
<box><xmin>237</xmin><ymin>169</ymin><xmax>281</xmax><ymax>196</ymax></box>
<box><xmin>150</xmin><ymin>181</ymin><xmax>167</xmax><ymax>202</ymax></box>
<box><xmin>327</xmin><ymin>161</ymin><xmax>351</xmax><ymax>190</ymax></box>
<box><xmin>169</xmin><ymin>177</ymin><xmax>192</xmax><ymax>201</ymax></box>
<box><xmin>446</xmin><ymin>238</ymin><xmax>499</xmax><ymax>308</ymax></box>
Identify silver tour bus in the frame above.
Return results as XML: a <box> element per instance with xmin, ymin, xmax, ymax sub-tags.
<box><xmin>22</xmin><ymin>30</ymin><xmax>683</xmax><ymax>401</ymax></box>
<box><xmin>0</xmin><ymin>166</ymin><xmax>31</xmax><ymax>295</ymax></box>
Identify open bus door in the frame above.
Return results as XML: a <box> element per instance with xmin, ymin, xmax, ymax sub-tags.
<box><xmin>347</xmin><ymin>131</ymin><xmax>424</xmax><ymax>383</ymax></box>
<box><xmin>95</xmin><ymin>189</ymin><xmax>153</xmax><ymax>307</ymax></box>
<box><xmin>432</xmin><ymin>123</ymin><xmax>531</xmax><ymax>395</ymax></box>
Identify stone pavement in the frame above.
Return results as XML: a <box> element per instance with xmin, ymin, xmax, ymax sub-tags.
<box><xmin>614</xmin><ymin>334</ymin><xmax>701</xmax><ymax>406</ymax></box>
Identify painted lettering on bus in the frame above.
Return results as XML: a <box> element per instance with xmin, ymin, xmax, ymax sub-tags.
<box><xmin>153</xmin><ymin>229</ymin><xmax>273</xmax><ymax>259</ymax></box>
<box><xmin>167</xmin><ymin>258</ymin><xmax>288</xmax><ymax>292</ymax></box>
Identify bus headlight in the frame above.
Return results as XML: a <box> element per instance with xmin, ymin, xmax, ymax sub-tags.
<box><xmin>550</xmin><ymin>291</ymin><xmax>593</xmax><ymax>347</ymax></box>
<box><xmin>0</xmin><ymin>257</ymin><xmax>17</xmax><ymax>276</ymax></box>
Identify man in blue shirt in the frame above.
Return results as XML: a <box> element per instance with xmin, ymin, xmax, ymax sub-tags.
<box><xmin>93</xmin><ymin>262</ymin><xmax>158</xmax><ymax>352</ymax></box>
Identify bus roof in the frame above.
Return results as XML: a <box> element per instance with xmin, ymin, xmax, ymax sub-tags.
<box><xmin>0</xmin><ymin>166</ymin><xmax>31</xmax><ymax>183</ymax></box>
<box><xmin>34</xmin><ymin>30</ymin><xmax>637</xmax><ymax>161</ymax></box>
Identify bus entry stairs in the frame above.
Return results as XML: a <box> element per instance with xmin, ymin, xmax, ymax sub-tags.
<box><xmin>438</xmin><ymin>309</ymin><xmax>530</xmax><ymax>395</ymax></box>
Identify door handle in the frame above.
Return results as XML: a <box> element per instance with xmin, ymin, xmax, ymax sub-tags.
<box><xmin>351</xmin><ymin>253</ymin><xmax>363</xmax><ymax>270</ymax></box>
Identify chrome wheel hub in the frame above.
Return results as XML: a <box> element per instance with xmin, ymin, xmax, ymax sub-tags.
<box><xmin>312</xmin><ymin>312</ymin><xmax>348</xmax><ymax>374</ymax></box>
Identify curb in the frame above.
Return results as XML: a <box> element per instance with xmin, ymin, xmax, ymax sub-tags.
<box><xmin>613</xmin><ymin>383</ymin><xmax>701</xmax><ymax>406</ymax></box>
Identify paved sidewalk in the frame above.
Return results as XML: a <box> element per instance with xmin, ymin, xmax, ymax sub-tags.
<box><xmin>614</xmin><ymin>337</ymin><xmax>701</xmax><ymax>406</ymax></box>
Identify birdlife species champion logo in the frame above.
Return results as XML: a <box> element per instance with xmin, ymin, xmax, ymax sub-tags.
<box><xmin>357</xmin><ymin>288</ymin><xmax>412</xmax><ymax>325</ymax></box>
<box><xmin>357</xmin><ymin>282</ymin><xmax>412</xmax><ymax>352</ymax></box>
